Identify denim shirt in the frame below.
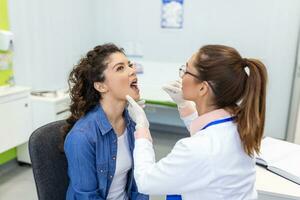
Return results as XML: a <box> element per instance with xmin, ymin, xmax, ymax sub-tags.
<box><xmin>64</xmin><ymin>105</ymin><xmax>149</xmax><ymax>200</ymax></box>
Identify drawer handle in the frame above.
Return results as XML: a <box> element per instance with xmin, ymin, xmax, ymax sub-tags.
<box><xmin>56</xmin><ymin>109</ymin><xmax>70</xmax><ymax>115</ymax></box>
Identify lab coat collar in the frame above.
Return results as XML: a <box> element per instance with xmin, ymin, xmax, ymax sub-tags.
<box><xmin>190</xmin><ymin>109</ymin><xmax>232</xmax><ymax>135</ymax></box>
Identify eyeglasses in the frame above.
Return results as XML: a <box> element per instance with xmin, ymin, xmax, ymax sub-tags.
<box><xmin>179</xmin><ymin>65</ymin><xmax>218</xmax><ymax>95</ymax></box>
<box><xmin>179</xmin><ymin>65</ymin><xmax>201</xmax><ymax>80</ymax></box>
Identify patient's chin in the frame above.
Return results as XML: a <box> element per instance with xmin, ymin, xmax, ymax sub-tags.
<box><xmin>134</xmin><ymin>94</ymin><xmax>141</xmax><ymax>101</ymax></box>
<box><xmin>125</xmin><ymin>92</ymin><xmax>140</xmax><ymax>101</ymax></box>
<box><xmin>132</xmin><ymin>93</ymin><xmax>140</xmax><ymax>101</ymax></box>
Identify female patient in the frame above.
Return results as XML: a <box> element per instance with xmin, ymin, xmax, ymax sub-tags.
<box><xmin>62</xmin><ymin>43</ymin><xmax>148</xmax><ymax>200</ymax></box>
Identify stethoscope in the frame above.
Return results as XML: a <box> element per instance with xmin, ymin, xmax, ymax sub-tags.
<box><xmin>166</xmin><ymin>116</ymin><xmax>235</xmax><ymax>200</ymax></box>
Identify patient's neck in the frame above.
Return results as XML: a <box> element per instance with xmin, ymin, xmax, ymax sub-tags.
<box><xmin>100</xmin><ymin>96</ymin><xmax>126</xmax><ymax>125</ymax></box>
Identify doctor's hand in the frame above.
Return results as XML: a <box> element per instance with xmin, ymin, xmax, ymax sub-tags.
<box><xmin>126</xmin><ymin>95</ymin><xmax>152</xmax><ymax>141</ymax></box>
<box><xmin>162</xmin><ymin>80</ymin><xmax>193</xmax><ymax>108</ymax></box>
<box><xmin>126</xmin><ymin>95</ymin><xmax>149</xmax><ymax>129</ymax></box>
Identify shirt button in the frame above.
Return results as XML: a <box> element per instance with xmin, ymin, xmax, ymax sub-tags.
<box><xmin>112</xmin><ymin>156</ymin><xmax>116</xmax><ymax>160</ymax></box>
<box><xmin>110</xmin><ymin>175</ymin><xmax>113</xmax><ymax>179</ymax></box>
<box><xmin>100</xmin><ymin>170</ymin><xmax>103</xmax><ymax>173</ymax></box>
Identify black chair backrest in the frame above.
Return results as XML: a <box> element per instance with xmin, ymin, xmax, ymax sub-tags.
<box><xmin>29</xmin><ymin>120</ymin><xmax>69</xmax><ymax>200</ymax></box>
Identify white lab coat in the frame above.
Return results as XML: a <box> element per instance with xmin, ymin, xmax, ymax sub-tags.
<box><xmin>133</xmin><ymin>113</ymin><xmax>257</xmax><ymax>200</ymax></box>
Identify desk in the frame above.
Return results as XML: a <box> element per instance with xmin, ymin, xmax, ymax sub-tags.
<box><xmin>256</xmin><ymin>165</ymin><xmax>300</xmax><ymax>199</ymax></box>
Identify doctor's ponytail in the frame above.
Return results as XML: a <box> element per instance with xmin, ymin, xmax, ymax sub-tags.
<box><xmin>194</xmin><ymin>45</ymin><xmax>268</xmax><ymax>157</ymax></box>
<box><xmin>235</xmin><ymin>58</ymin><xmax>267</xmax><ymax>157</ymax></box>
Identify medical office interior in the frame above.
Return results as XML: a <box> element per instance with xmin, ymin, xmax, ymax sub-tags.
<box><xmin>0</xmin><ymin>0</ymin><xmax>300</xmax><ymax>199</ymax></box>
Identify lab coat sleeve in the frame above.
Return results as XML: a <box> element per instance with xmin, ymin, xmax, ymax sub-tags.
<box><xmin>133</xmin><ymin>137</ymin><xmax>214</xmax><ymax>195</ymax></box>
<box><xmin>178</xmin><ymin>102</ymin><xmax>197</xmax><ymax>118</ymax></box>
<box><xmin>180</xmin><ymin>112</ymin><xmax>198</xmax><ymax>133</ymax></box>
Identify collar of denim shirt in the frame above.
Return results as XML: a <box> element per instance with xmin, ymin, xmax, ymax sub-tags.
<box><xmin>94</xmin><ymin>104</ymin><xmax>134</xmax><ymax>136</ymax></box>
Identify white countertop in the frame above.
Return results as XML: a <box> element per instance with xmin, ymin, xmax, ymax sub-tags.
<box><xmin>256</xmin><ymin>165</ymin><xmax>300</xmax><ymax>199</ymax></box>
<box><xmin>30</xmin><ymin>92</ymin><xmax>70</xmax><ymax>103</ymax></box>
<box><xmin>0</xmin><ymin>85</ymin><xmax>31</xmax><ymax>98</ymax></box>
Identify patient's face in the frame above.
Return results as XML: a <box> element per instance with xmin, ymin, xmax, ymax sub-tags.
<box><xmin>102</xmin><ymin>52</ymin><xmax>140</xmax><ymax>101</ymax></box>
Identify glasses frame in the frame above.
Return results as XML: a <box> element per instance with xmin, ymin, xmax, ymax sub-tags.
<box><xmin>179</xmin><ymin>65</ymin><xmax>218</xmax><ymax>95</ymax></box>
<box><xmin>179</xmin><ymin>65</ymin><xmax>200</xmax><ymax>80</ymax></box>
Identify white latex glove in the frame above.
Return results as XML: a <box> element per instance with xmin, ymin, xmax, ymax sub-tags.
<box><xmin>162</xmin><ymin>80</ymin><xmax>192</xmax><ymax>108</ymax></box>
<box><xmin>126</xmin><ymin>95</ymin><xmax>149</xmax><ymax>129</ymax></box>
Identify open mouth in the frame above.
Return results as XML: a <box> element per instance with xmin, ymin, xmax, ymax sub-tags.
<box><xmin>130</xmin><ymin>78</ymin><xmax>139</xmax><ymax>92</ymax></box>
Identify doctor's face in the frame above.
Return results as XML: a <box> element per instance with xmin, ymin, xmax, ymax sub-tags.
<box><xmin>182</xmin><ymin>54</ymin><xmax>201</xmax><ymax>101</ymax></box>
<box><xmin>101</xmin><ymin>52</ymin><xmax>140</xmax><ymax>101</ymax></box>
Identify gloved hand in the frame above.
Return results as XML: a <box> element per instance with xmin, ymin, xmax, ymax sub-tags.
<box><xmin>126</xmin><ymin>95</ymin><xmax>149</xmax><ymax>129</ymax></box>
<box><xmin>162</xmin><ymin>80</ymin><xmax>193</xmax><ymax>108</ymax></box>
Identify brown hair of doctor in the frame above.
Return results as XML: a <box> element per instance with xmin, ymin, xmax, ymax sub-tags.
<box><xmin>194</xmin><ymin>45</ymin><xmax>267</xmax><ymax>157</ymax></box>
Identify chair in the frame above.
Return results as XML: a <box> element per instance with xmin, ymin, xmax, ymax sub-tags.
<box><xmin>29</xmin><ymin>120</ymin><xmax>69</xmax><ymax>200</ymax></box>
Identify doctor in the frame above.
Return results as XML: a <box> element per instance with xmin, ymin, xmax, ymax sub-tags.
<box><xmin>126</xmin><ymin>44</ymin><xmax>267</xmax><ymax>200</ymax></box>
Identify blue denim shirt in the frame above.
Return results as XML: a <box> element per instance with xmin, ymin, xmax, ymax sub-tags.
<box><xmin>64</xmin><ymin>105</ymin><xmax>149</xmax><ymax>200</ymax></box>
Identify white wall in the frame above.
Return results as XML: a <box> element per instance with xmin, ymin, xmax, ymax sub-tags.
<box><xmin>95</xmin><ymin>0</ymin><xmax>300</xmax><ymax>139</ymax></box>
<box><xmin>7</xmin><ymin>0</ymin><xmax>300</xmax><ymax>139</ymax></box>
<box><xmin>8</xmin><ymin>0</ymin><xmax>98</xmax><ymax>90</ymax></box>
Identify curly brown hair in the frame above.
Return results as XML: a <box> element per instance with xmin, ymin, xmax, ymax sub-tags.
<box><xmin>61</xmin><ymin>43</ymin><xmax>124</xmax><ymax>148</ymax></box>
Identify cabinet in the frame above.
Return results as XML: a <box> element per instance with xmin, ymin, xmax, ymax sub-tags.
<box><xmin>0</xmin><ymin>86</ymin><xmax>31</xmax><ymax>153</ymax></box>
<box><xmin>17</xmin><ymin>93</ymin><xmax>70</xmax><ymax>164</ymax></box>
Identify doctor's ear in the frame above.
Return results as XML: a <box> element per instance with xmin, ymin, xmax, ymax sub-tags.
<box><xmin>94</xmin><ymin>82</ymin><xmax>108</xmax><ymax>93</ymax></box>
<box><xmin>198</xmin><ymin>82</ymin><xmax>209</xmax><ymax>96</ymax></box>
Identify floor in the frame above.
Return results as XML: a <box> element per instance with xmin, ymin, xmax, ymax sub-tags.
<box><xmin>0</xmin><ymin>131</ymin><xmax>184</xmax><ymax>200</ymax></box>
<box><xmin>0</xmin><ymin>161</ymin><xmax>37</xmax><ymax>200</ymax></box>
